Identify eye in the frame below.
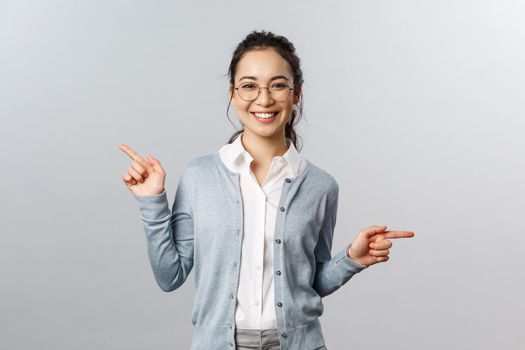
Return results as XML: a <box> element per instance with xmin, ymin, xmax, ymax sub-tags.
<box><xmin>271</xmin><ymin>83</ymin><xmax>287</xmax><ymax>90</ymax></box>
<box><xmin>241</xmin><ymin>83</ymin><xmax>257</xmax><ymax>89</ymax></box>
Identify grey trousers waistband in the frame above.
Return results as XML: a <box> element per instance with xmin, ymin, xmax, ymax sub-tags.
<box><xmin>234</xmin><ymin>328</ymin><xmax>280</xmax><ymax>348</ymax></box>
<box><xmin>234</xmin><ymin>328</ymin><xmax>328</xmax><ymax>350</ymax></box>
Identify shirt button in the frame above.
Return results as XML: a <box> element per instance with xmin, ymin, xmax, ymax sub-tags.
<box><xmin>230</xmin><ymin>294</ymin><xmax>234</xmax><ymax>299</ymax></box>
<box><xmin>277</xmin><ymin>302</ymin><xmax>282</xmax><ymax>307</ymax></box>
<box><xmin>276</xmin><ymin>270</ymin><xmax>281</xmax><ymax>276</ymax></box>
<box><xmin>233</xmin><ymin>262</ymin><xmax>237</xmax><ymax>267</ymax></box>
<box><xmin>285</xmin><ymin>178</ymin><xmax>291</xmax><ymax>183</ymax></box>
<box><xmin>275</xmin><ymin>239</ymin><xmax>281</xmax><ymax>244</ymax></box>
<box><xmin>280</xmin><ymin>207</ymin><xmax>285</xmax><ymax>212</ymax></box>
<box><xmin>281</xmin><ymin>332</ymin><xmax>288</xmax><ymax>338</ymax></box>
<box><xmin>229</xmin><ymin>342</ymin><xmax>233</xmax><ymax>347</ymax></box>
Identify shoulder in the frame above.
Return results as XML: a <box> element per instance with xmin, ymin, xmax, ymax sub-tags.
<box><xmin>303</xmin><ymin>159</ymin><xmax>340</xmax><ymax>197</ymax></box>
<box><xmin>185</xmin><ymin>151</ymin><xmax>217</xmax><ymax>171</ymax></box>
<box><xmin>176</xmin><ymin>152</ymin><xmax>217</xmax><ymax>185</ymax></box>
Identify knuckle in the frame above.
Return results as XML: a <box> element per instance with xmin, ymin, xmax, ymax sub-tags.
<box><xmin>133</xmin><ymin>161</ymin><xmax>144</xmax><ymax>171</ymax></box>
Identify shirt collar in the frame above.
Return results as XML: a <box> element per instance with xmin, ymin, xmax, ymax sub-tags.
<box><xmin>221</xmin><ymin>132</ymin><xmax>303</xmax><ymax>177</ymax></box>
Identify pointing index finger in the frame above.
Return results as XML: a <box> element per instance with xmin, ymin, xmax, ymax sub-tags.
<box><xmin>384</xmin><ymin>231</ymin><xmax>415</xmax><ymax>239</ymax></box>
<box><xmin>119</xmin><ymin>144</ymin><xmax>150</xmax><ymax>170</ymax></box>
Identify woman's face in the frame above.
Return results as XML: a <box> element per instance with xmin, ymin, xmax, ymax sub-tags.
<box><xmin>229</xmin><ymin>48</ymin><xmax>301</xmax><ymax>139</ymax></box>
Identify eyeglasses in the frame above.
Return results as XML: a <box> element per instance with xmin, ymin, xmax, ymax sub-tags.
<box><xmin>234</xmin><ymin>81</ymin><xmax>294</xmax><ymax>102</ymax></box>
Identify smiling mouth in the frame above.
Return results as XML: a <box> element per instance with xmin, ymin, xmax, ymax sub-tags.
<box><xmin>250</xmin><ymin>111</ymin><xmax>279</xmax><ymax>119</ymax></box>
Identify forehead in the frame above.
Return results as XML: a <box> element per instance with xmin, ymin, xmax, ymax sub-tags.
<box><xmin>235</xmin><ymin>48</ymin><xmax>292</xmax><ymax>82</ymax></box>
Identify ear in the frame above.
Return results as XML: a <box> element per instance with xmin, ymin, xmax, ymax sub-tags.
<box><xmin>292</xmin><ymin>85</ymin><xmax>302</xmax><ymax>105</ymax></box>
<box><xmin>229</xmin><ymin>84</ymin><xmax>237</xmax><ymax>107</ymax></box>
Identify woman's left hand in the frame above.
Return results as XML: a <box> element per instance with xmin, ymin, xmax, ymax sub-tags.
<box><xmin>347</xmin><ymin>225</ymin><xmax>415</xmax><ymax>266</ymax></box>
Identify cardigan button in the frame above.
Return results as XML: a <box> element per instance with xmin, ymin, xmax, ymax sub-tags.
<box><xmin>276</xmin><ymin>270</ymin><xmax>281</xmax><ymax>276</ymax></box>
<box><xmin>285</xmin><ymin>178</ymin><xmax>291</xmax><ymax>183</ymax></box>
<box><xmin>275</xmin><ymin>239</ymin><xmax>281</xmax><ymax>244</ymax></box>
<box><xmin>277</xmin><ymin>302</ymin><xmax>282</xmax><ymax>307</ymax></box>
<box><xmin>280</xmin><ymin>207</ymin><xmax>285</xmax><ymax>212</ymax></box>
<box><xmin>281</xmin><ymin>332</ymin><xmax>288</xmax><ymax>338</ymax></box>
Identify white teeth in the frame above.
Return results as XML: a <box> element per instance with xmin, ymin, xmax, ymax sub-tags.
<box><xmin>253</xmin><ymin>112</ymin><xmax>277</xmax><ymax>119</ymax></box>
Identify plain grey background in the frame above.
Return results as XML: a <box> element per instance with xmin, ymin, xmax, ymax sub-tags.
<box><xmin>1</xmin><ymin>0</ymin><xmax>524</xmax><ymax>349</ymax></box>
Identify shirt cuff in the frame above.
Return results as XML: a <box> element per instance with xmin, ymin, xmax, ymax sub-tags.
<box><xmin>334</xmin><ymin>244</ymin><xmax>369</xmax><ymax>272</ymax></box>
<box><xmin>133</xmin><ymin>189</ymin><xmax>170</xmax><ymax>221</ymax></box>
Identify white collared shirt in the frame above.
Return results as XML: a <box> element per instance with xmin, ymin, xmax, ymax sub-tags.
<box><xmin>218</xmin><ymin>132</ymin><xmax>307</xmax><ymax>330</ymax></box>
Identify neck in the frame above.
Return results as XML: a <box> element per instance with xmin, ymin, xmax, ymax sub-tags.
<box><xmin>241</xmin><ymin>130</ymin><xmax>289</xmax><ymax>166</ymax></box>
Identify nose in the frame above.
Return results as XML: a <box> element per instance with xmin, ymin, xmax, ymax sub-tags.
<box><xmin>255</xmin><ymin>87</ymin><xmax>274</xmax><ymax>105</ymax></box>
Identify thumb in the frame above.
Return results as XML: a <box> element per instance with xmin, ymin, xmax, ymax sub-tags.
<box><xmin>147</xmin><ymin>154</ymin><xmax>160</xmax><ymax>169</ymax></box>
<box><xmin>364</xmin><ymin>225</ymin><xmax>388</xmax><ymax>239</ymax></box>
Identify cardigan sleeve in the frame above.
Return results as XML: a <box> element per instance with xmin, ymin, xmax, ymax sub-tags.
<box><xmin>312</xmin><ymin>180</ymin><xmax>369</xmax><ymax>298</ymax></box>
<box><xmin>133</xmin><ymin>165</ymin><xmax>195</xmax><ymax>292</ymax></box>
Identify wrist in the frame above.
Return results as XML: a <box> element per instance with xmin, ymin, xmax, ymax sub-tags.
<box><xmin>346</xmin><ymin>244</ymin><xmax>354</xmax><ymax>259</ymax></box>
<box><xmin>346</xmin><ymin>244</ymin><xmax>368</xmax><ymax>266</ymax></box>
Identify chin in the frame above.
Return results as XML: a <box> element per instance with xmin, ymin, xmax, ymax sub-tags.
<box><xmin>247</xmin><ymin>125</ymin><xmax>285</xmax><ymax>138</ymax></box>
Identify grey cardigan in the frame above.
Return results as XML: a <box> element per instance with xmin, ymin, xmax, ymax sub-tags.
<box><xmin>134</xmin><ymin>150</ymin><xmax>369</xmax><ymax>350</ymax></box>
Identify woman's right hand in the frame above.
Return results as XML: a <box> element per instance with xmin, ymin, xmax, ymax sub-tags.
<box><xmin>119</xmin><ymin>144</ymin><xmax>166</xmax><ymax>196</ymax></box>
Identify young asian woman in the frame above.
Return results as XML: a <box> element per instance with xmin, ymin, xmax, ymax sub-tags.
<box><xmin>120</xmin><ymin>30</ymin><xmax>415</xmax><ymax>350</ymax></box>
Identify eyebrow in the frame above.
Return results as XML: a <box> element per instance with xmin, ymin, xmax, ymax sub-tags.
<box><xmin>239</xmin><ymin>75</ymin><xmax>290</xmax><ymax>81</ymax></box>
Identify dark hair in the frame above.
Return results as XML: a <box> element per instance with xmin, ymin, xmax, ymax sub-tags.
<box><xmin>225</xmin><ymin>30</ymin><xmax>305</xmax><ymax>152</ymax></box>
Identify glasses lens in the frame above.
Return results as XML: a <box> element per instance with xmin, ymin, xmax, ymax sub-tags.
<box><xmin>238</xmin><ymin>83</ymin><xmax>259</xmax><ymax>101</ymax></box>
<box><xmin>269</xmin><ymin>82</ymin><xmax>291</xmax><ymax>101</ymax></box>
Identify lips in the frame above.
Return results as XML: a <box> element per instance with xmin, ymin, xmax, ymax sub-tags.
<box><xmin>251</xmin><ymin>111</ymin><xmax>279</xmax><ymax>123</ymax></box>
<box><xmin>250</xmin><ymin>111</ymin><xmax>279</xmax><ymax>118</ymax></box>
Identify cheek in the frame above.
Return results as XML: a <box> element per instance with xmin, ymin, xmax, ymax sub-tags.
<box><xmin>234</xmin><ymin>104</ymin><xmax>252</xmax><ymax>121</ymax></box>
<box><xmin>233</xmin><ymin>97</ymin><xmax>250</xmax><ymax>111</ymax></box>
<box><xmin>281</xmin><ymin>103</ymin><xmax>294</xmax><ymax>115</ymax></box>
